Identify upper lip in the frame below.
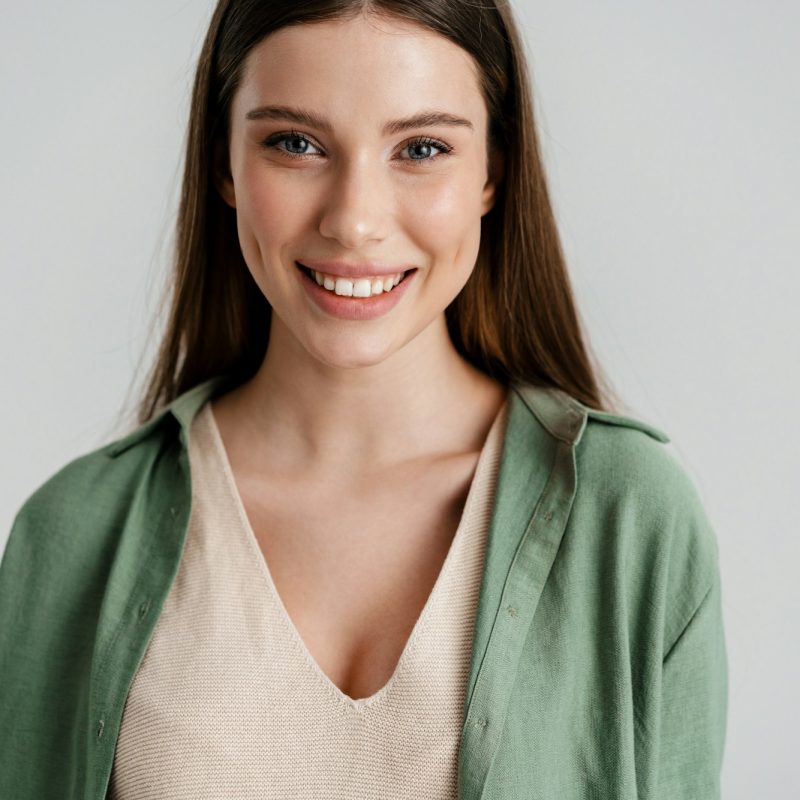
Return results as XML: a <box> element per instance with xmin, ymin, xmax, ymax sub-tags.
<box><xmin>297</xmin><ymin>258</ymin><xmax>416</xmax><ymax>279</ymax></box>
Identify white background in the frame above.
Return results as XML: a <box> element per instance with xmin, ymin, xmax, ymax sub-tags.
<box><xmin>2</xmin><ymin>2</ymin><xmax>798</xmax><ymax>795</ymax></box>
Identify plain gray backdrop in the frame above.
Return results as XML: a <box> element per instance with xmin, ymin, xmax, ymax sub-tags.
<box><xmin>2</xmin><ymin>1</ymin><xmax>798</xmax><ymax>796</ymax></box>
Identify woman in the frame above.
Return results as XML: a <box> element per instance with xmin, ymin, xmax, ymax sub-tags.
<box><xmin>0</xmin><ymin>1</ymin><xmax>727</xmax><ymax>798</ymax></box>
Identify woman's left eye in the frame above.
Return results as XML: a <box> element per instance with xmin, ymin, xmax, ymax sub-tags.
<box><xmin>403</xmin><ymin>136</ymin><xmax>453</xmax><ymax>162</ymax></box>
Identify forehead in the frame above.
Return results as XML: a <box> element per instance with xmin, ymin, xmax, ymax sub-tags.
<box><xmin>235</xmin><ymin>14</ymin><xmax>486</xmax><ymax>128</ymax></box>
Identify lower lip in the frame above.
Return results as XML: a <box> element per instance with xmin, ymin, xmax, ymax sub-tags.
<box><xmin>296</xmin><ymin>263</ymin><xmax>417</xmax><ymax>321</ymax></box>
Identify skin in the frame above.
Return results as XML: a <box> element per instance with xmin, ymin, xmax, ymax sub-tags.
<box><xmin>209</xmin><ymin>12</ymin><xmax>508</xmax><ymax>698</ymax></box>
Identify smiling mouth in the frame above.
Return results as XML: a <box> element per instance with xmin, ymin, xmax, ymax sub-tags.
<box><xmin>296</xmin><ymin>261</ymin><xmax>415</xmax><ymax>297</ymax></box>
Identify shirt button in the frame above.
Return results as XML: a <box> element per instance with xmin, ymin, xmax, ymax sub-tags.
<box><xmin>138</xmin><ymin>600</ymin><xmax>150</xmax><ymax>620</ymax></box>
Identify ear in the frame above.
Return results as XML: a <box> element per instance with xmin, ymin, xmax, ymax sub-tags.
<box><xmin>481</xmin><ymin>146</ymin><xmax>505</xmax><ymax>216</ymax></box>
<box><xmin>212</xmin><ymin>138</ymin><xmax>236</xmax><ymax>208</ymax></box>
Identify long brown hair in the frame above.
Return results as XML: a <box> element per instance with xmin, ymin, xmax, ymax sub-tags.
<box><xmin>130</xmin><ymin>0</ymin><xmax>621</xmax><ymax>428</ymax></box>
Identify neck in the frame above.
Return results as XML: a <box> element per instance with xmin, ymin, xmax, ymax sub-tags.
<box><xmin>215</xmin><ymin>314</ymin><xmax>507</xmax><ymax>476</ymax></box>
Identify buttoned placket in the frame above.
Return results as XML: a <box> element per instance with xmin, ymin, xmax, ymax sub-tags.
<box><xmin>457</xmin><ymin>384</ymin><xmax>586</xmax><ymax>800</ymax></box>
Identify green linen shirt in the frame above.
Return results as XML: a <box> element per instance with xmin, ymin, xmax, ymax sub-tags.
<box><xmin>0</xmin><ymin>375</ymin><xmax>727</xmax><ymax>799</ymax></box>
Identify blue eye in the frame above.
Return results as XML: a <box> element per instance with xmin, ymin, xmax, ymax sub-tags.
<box><xmin>264</xmin><ymin>132</ymin><xmax>321</xmax><ymax>158</ymax></box>
<box><xmin>404</xmin><ymin>136</ymin><xmax>452</xmax><ymax>163</ymax></box>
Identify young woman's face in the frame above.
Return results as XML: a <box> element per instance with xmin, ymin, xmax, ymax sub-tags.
<box><xmin>218</xmin><ymin>13</ymin><xmax>501</xmax><ymax>370</ymax></box>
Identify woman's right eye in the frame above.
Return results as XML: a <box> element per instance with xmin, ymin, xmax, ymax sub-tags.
<box><xmin>261</xmin><ymin>131</ymin><xmax>321</xmax><ymax>160</ymax></box>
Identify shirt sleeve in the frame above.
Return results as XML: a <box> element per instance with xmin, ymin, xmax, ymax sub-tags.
<box><xmin>656</xmin><ymin>569</ymin><xmax>728</xmax><ymax>798</ymax></box>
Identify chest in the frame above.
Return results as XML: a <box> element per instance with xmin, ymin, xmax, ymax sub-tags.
<box><xmin>233</xmin><ymin>455</ymin><xmax>480</xmax><ymax>701</ymax></box>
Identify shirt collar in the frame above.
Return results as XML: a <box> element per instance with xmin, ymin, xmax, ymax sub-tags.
<box><xmin>106</xmin><ymin>373</ymin><xmax>237</xmax><ymax>458</ymax></box>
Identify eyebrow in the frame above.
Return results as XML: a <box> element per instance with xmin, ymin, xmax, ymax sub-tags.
<box><xmin>244</xmin><ymin>104</ymin><xmax>474</xmax><ymax>136</ymax></box>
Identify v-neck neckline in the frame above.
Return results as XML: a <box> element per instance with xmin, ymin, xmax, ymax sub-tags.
<box><xmin>199</xmin><ymin>397</ymin><xmax>508</xmax><ymax>711</ymax></box>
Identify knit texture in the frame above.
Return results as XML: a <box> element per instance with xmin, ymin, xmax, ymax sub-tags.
<box><xmin>108</xmin><ymin>397</ymin><xmax>508</xmax><ymax>799</ymax></box>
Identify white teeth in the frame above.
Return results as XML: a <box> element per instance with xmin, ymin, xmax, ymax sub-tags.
<box><xmin>313</xmin><ymin>270</ymin><xmax>405</xmax><ymax>296</ymax></box>
<box><xmin>334</xmin><ymin>278</ymin><xmax>353</xmax><ymax>296</ymax></box>
<box><xmin>353</xmin><ymin>278</ymin><xmax>372</xmax><ymax>298</ymax></box>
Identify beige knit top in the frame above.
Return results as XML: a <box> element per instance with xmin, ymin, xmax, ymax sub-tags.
<box><xmin>108</xmin><ymin>395</ymin><xmax>508</xmax><ymax>800</ymax></box>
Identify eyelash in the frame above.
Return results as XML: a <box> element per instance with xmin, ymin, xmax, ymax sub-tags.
<box><xmin>261</xmin><ymin>129</ymin><xmax>453</xmax><ymax>166</ymax></box>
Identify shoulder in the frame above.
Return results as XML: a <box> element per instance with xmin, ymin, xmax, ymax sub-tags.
<box><xmin>577</xmin><ymin>400</ymin><xmax>701</xmax><ymax>518</ymax></box>
<box><xmin>513</xmin><ymin>380</ymin><xmax>694</xmax><ymax>513</ymax></box>
<box><xmin>519</xmin><ymin>381</ymin><xmax>712</xmax><ymax>535</ymax></box>
<box><xmin>3</xmin><ymin>413</ymin><xmax>177</xmax><ymax>571</ymax></box>
<box><xmin>577</xmin><ymin>400</ymin><xmax>715</xmax><ymax>548</ymax></box>
<box><xmin>512</xmin><ymin>381</ymin><xmax>720</xmax><ymax>643</ymax></box>
<box><xmin>4</xmin><ymin>373</ymin><xmax>231</xmax><ymax>557</ymax></box>
<box><xmin>575</xmin><ymin>399</ymin><xmax>720</xmax><ymax>644</ymax></box>
<box><xmin>21</xmin><ymin>426</ymin><xmax>167</xmax><ymax>514</ymax></box>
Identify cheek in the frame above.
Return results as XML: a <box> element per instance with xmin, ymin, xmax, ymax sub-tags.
<box><xmin>237</xmin><ymin>170</ymin><xmax>308</xmax><ymax>242</ymax></box>
<box><xmin>232</xmin><ymin>169</ymin><xmax>312</xmax><ymax>289</ymax></box>
<box><xmin>403</xmin><ymin>177</ymin><xmax>484</xmax><ymax>278</ymax></box>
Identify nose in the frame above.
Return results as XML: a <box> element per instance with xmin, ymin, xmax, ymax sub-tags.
<box><xmin>317</xmin><ymin>156</ymin><xmax>390</xmax><ymax>249</ymax></box>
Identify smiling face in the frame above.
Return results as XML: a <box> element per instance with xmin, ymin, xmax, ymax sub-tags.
<box><xmin>215</xmin><ymin>12</ymin><xmax>502</xmax><ymax>371</ymax></box>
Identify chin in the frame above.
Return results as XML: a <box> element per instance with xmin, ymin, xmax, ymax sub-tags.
<box><xmin>306</xmin><ymin>337</ymin><xmax>398</xmax><ymax>371</ymax></box>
